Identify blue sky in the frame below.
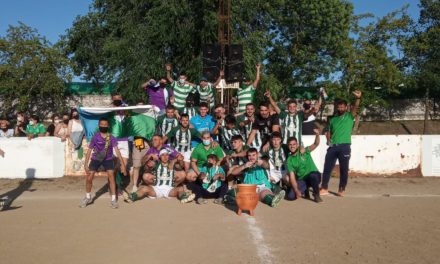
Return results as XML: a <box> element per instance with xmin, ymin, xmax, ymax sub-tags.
<box><xmin>0</xmin><ymin>0</ymin><xmax>421</xmax><ymax>44</ymax></box>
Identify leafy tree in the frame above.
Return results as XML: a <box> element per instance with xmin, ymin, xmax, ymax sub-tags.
<box><xmin>339</xmin><ymin>7</ymin><xmax>411</xmax><ymax>108</ymax></box>
<box><xmin>0</xmin><ymin>23</ymin><xmax>72</xmax><ymax>118</ymax></box>
<box><xmin>64</xmin><ymin>0</ymin><xmax>354</xmax><ymax>105</ymax></box>
<box><xmin>403</xmin><ymin>0</ymin><xmax>440</xmax><ymax>132</ymax></box>
<box><xmin>266</xmin><ymin>0</ymin><xmax>353</xmax><ymax>88</ymax></box>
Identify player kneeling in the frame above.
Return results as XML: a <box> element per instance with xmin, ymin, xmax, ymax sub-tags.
<box><xmin>123</xmin><ymin>149</ymin><xmax>195</xmax><ymax>203</ymax></box>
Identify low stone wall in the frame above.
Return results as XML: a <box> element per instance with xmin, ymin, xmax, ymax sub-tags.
<box><xmin>0</xmin><ymin>135</ymin><xmax>439</xmax><ymax>179</ymax></box>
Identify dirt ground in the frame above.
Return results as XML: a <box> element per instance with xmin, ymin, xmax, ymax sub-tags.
<box><xmin>1</xmin><ymin>176</ymin><xmax>440</xmax><ymax>264</ymax></box>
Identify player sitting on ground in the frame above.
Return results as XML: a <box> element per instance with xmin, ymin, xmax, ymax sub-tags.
<box><xmin>123</xmin><ymin>149</ymin><xmax>195</xmax><ymax>203</ymax></box>
<box><xmin>228</xmin><ymin>148</ymin><xmax>285</xmax><ymax>208</ymax></box>
<box><xmin>187</xmin><ymin>154</ymin><xmax>228</xmax><ymax>205</ymax></box>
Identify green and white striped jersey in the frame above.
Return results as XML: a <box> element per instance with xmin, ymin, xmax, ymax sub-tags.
<box><xmin>196</xmin><ymin>83</ymin><xmax>215</xmax><ymax>109</ymax></box>
<box><xmin>227</xmin><ymin>146</ymin><xmax>249</xmax><ymax>167</ymax></box>
<box><xmin>220</xmin><ymin>127</ymin><xmax>243</xmax><ymax>151</ymax></box>
<box><xmin>166</xmin><ymin>127</ymin><xmax>200</xmax><ymax>153</ymax></box>
<box><xmin>279</xmin><ymin>112</ymin><xmax>303</xmax><ymax>145</ymax></box>
<box><xmin>237</xmin><ymin>84</ymin><xmax>255</xmax><ymax>113</ymax></box>
<box><xmin>171</xmin><ymin>82</ymin><xmax>194</xmax><ymax>109</ymax></box>
<box><xmin>157</xmin><ymin>115</ymin><xmax>179</xmax><ymax>137</ymax></box>
<box><xmin>153</xmin><ymin>162</ymin><xmax>175</xmax><ymax>187</ymax></box>
<box><xmin>263</xmin><ymin>146</ymin><xmax>289</xmax><ymax>171</ymax></box>
<box><xmin>238</xmin><ymin>115</ymin><xmax>262</xmax><ymax>150</ymax></box>
<box><xmin>181</xmin><ymin>106</ymin><xmax>198</xmax><ymax>120</ymax></box>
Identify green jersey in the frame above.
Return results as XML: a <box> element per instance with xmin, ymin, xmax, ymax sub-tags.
<box><xmin>171</xmin><ymin>81</ymin><xmax>194</xmax><ymax>109</ymax></box>
<box><xmin>329</xmin><ymin>112</ymin><xmax>354</xmax><ymax>144</ymax></box>
<box><xmin>227</xmin><ymin>146</ymin><xmax>249</xmax><ymax>167</ymax></box>
<box><xmin>237</xmin><ymin>84</ymin><xmax>256</xmax><ymax>113</ymax></box>
<box><xmin>157</xmin><ymin>115</ymin><xmax>179</xmax><ymax>137</ymax></box>
<box><xmin>196</xmin><ymin>83</ymin><xmax>215</xmax><ymax>109</ymax></box>
<box><xmin>279</xmin><ymin>111</ymin><xmax>303</xmax><ymax>145</ymax></box>
<box><xmin>238</xmin><ymin>115</ymin><xmax>262</xmax><ymax>150</ymax></box>
<box><xmin>166</xmin><ymin>127</ymin><xmax>200</xmax><ymax>153</ymax></box>
<box><xmin>190</xmin><ymin>143</ymin><xmax>225</xmax><ymax>168</ymax></box>
<box><xmin>263</xmin><ymin>146</ymin><xmax>289</xmax><ymax>171</ymax></box>
<box><xmin>286</xmin><ymin>147</ymin><xmax>319</xmax><ymax>180</ymax></box>
<box><xmin>26</xmin><ymin>123</ymin><xmax>46</xmax><ymax>135</ymax></box>
<box><xmin>243</xmin><ymin>165</ymin><xmax>272</xmax><ymax>189</ymax></box>
<box><xmin>178</xmin><ymin>106</ymin><xmax>199</xmax><ymax>120</ymax></box>
<box><xmin>152</xmin><ymin>162</ymin><xmax>175</xmax><ymax>187</ymax></box>
<box><xmin>200</xmin><ymin>165</ymin><xmax>225</xmax><ymax>192</ymax></box>
<box><xmin>220</xmin><ymin>126</ymin><xmax>243</xmax><ymax>151</ymax></box>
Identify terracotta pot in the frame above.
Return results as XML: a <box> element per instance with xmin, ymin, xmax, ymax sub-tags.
<box><xmin>236</xmin><ymin>184</ymin><xmax>259</xmax><ymax>216</ymax></box>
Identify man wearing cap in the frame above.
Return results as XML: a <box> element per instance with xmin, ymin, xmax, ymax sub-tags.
<box><xmin>237</xmin><ymin>64</ymin><xmax>261</xmax><ymax>114</ymax></box>
<box><xmin>142</xmin><ymin>78</ymin><xmax>174</xmax><ymax>115</ymax></box>
<box><xmin>123</xmin><ymin>148</ymin><xmax>194</xmax><ymax>203</ymax></box>
<box><xmin>195</xmin><ymin>70</ymin><xmax>223</xmax><ymax>111</ymax></box>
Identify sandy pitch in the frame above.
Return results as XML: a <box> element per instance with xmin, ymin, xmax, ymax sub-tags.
<box><xmin>1</xmin><ymin>176</ymin><xmax>440</xmax><ymax>264</ymax></box>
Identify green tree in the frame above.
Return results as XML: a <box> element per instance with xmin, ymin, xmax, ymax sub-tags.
<box><xmin>266</xmin><ymin>0</ymin><xmax>353</xmax><ymax>88</ymax></box>
<box><xmin>403</xmin><ymin>0</ymin><xmax>440</xmax><ymax>132</ymax></box>
<box><xmin>0</xmin><ymin>23</ymin><xmax>72</xmax><ymax>118</ymax></box>
<box><xmin>64</xmin><ymin>0</ymin><xmax>352</xmax><ymax>104</ymax></box>
<box><xmin>340</xmin><ymin>7</ymin><xmax>411</xmax><ymax>107</ymax></box>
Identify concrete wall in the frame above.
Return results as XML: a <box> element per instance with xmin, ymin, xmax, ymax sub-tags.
<box><xmin>0</xmin><ymin>135</ymin><xmax>439</xmax><ymax>179</ymax></box>
<box><xmin>0</xmin><ymin>137</ymin><xmax>65</xmax><ymax>179</ymax></box>
<box><xmin>302</xmin><ymin>135</ymin><xmax>439</xmax><ymax>177</ymax></box>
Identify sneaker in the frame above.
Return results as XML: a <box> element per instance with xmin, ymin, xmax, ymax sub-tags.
<box><xmin>314</xmin><ymin>194</ymin><xmax>323</xmax><ymax>203</ymax></box>
<box><xmin>0</xmin><ymin>197</ymin><xmax>11</xmax><ymax>210</ymax></box>
<box><xmin>179</xmin><ymin>191</ymin><xmax>195</xmax><ymax>204</ymax></box>
<box><xmin>223</xmin><ymin>195</ymin><xmax>236</xmax><ymax>205</ymax></box>
<box><xmin>213</xmin><ymin>198</ymin><xmax>224</xmax><ymax>205</ymax></box>
<box><xmin>122</xmin><ymin>190</ymin><xmax>133</xmax><ymax>203</ymax></box>
<box><xmin>110</xmin><ymin>200</ymin><xmax>119</xmax><ymax>209</ymax></box>
<box><xmin>79</xmin><ymin>197</ymin><xmax>92</xmax><ymax>208</ymax></box>
<box><xmin>196</xmin><ymin>198</ymin><xmax>207</xmax><ymax>205</ymax></box>
<box><xmin>271</xmin><ymin>190</ymin><xmax>285</xmax><ymax>208</ymax></box>
<box><xmin>319</xmin><ymin>188</ymin><xmax>329</xmax><ymax>196</ymax></box>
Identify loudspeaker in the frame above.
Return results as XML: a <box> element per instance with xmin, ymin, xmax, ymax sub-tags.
<box><xmin>203</xmin><ymin>44</ymin><xmax>221</xmax><ymax>82</ymax></box>
<box><xmin>225</xmin><ymin>61</ymin><xmax>244</xmax><ymax>82</ymax></box>
<box><xmin>225</xmin><ymin>44</ymin><xmax>243</xmax><ymax>82</ymax></box>
<box><xmin>202</xmin><ymin>66</ymin><xmax>220</xmax><ymax>83</ymax></box>
<box><xmin>226</xmin><ymin>44</ymin><xmax>243</xmax><ymax>62</ymax></box>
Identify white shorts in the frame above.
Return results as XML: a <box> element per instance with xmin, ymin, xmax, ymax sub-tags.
<box><xmin>182</xmin><ymin>150</ymin><xmax>192</xmax><ymax>162</ymax></box>
<box><xmin>117</xmin><ymin>140</ymin><xmax>129</xmax><ymax>159</ymax></box>
<box><xmin>151</xmin><ymin>185</ymin><xmax>173</xmax><ymax>199</ymax></box>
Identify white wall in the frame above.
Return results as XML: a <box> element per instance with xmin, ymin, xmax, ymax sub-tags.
<box><xmin>0</xmin><ymin>137</ymin><xmax>65</xmax><ymax>179</ymax></box>
<box><xmin>0</xmin><ymin>135</ymin><xmax>438</xmax><ymax>178</ymax></box>
<box><xmin>302</xmin><ymin>135</ymin><xmax>438</xmax><ymax>177</ymax></box>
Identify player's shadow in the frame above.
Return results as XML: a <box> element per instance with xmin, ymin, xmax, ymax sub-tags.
<box><xmin>223</xmin><ymin>201</ymin><xmax>239</xmax><ymax>215</ymax></box>
<box><xmin>91</xmin><ymin>183</ymin><xmax>109</xmax><ymax>203</ymax></box>
<box><xmin>0</xmin><ymin>168</ymin><xmax>47</xmax><ymax>211</ymax></box>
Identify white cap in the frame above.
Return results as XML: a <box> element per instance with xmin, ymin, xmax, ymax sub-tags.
<box><xmin>159</xmin><ymin>149</ymin><xmax>170</xmax><ymax>156</ymax></box>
